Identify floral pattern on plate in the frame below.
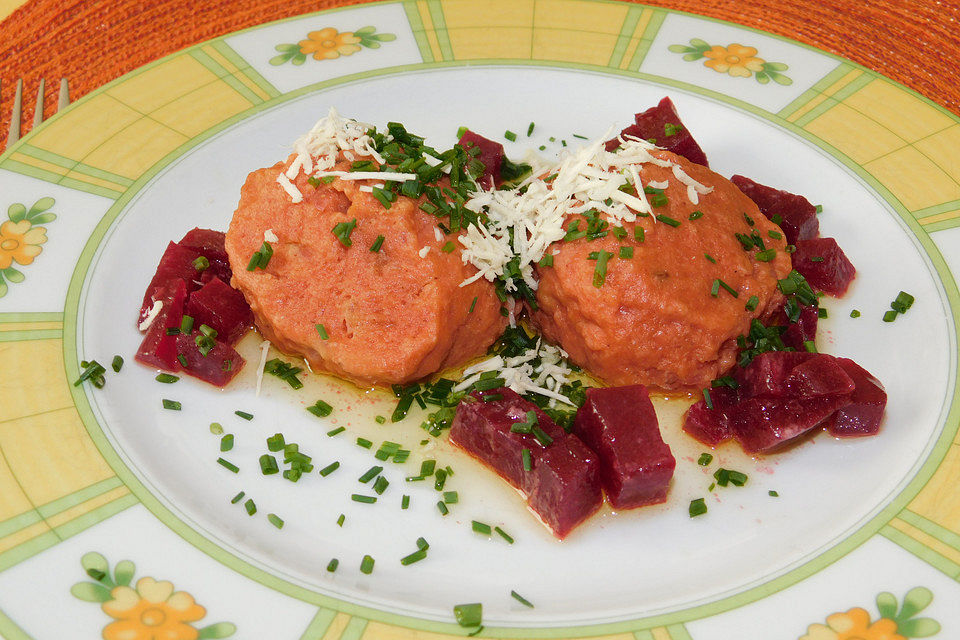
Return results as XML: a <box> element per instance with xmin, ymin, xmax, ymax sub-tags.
<box><xmin>669</xmin><ymin>38</ymin><xmax>792</xmax><ymax>84</ymax></box>
<box><xmin>270</xmin><ymin>26</ymin><xmax>397</xmax><ymax>65</ymax></box>
<box><xmin>0</xmin><ymin>197</ymin><xmax>55</xmax><ymax>298</ymax></box>
<box><xmin>799</xmin><ymin>587</ymin><xmax>941</xmax><ymax>640</ymax></box>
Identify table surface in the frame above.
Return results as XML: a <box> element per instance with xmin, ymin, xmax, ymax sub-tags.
<box><xmin>0</xmin><ymin>0</ymin><xmax>959</xmax><ymax>148</ymax></box>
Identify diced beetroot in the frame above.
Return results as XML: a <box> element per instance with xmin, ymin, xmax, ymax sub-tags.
<box><xmin>138</xmin><ymin>242</ymin><xmax>202</xmax><ymax>324</ymax></box>
<box><xmin>733</xmin><ymin>351</ymin><xmax>816</xmax><ymax>398</ymax></box>
<box><xmin>785</xmin><ymin>355</ymin><xmax>855</xmax><ymax>397</ymax></box>
<box><xmin>573</xmin><ymin>385</ymin><xmax>675</xmax><ymax>509</ymax></box>
<box><xmin>135</xmin><ymin>279</ymin><xmax>188</xmax><ymax>371</ymax></box>
<box><xmin>450</xmin><ymin>388</ymin><xmax>602</xmax><ymax>538</ymax></box>
<box><xmin>730</xmin><ymin>395</ymin><xmax>851</xmax><ymax>453</ymax></box>
<box><xmin>682</xmin><ymin>386</ymin><xmax>737</xmax><ymax>446</ymax></box>
<box><xmin>179</xmin><ymin>228</ymin><xmax>232</xmax><ymax>285</ymax></box>
<box><xmin>780</xmin><ymin>304</ymin><xmax>819</xmax><ymax>351</ymax></box>
<box><xmin>792</xmin><ymin>237</ymin><xmax>856</xmax><ymax>297</ymax></box>
<box><xmin>185</xmin><ymin>277</ymin><xmax>253</xmax><ymax>345</ymax></box>
<box><xmin>730</xmin><ymin>175</ymin><xmax>819</xmax><ymax>245</ymax></box>
<box><xmin>458</xmin><ymin>130</ymin><xmax>504</xmax><ymax>190</ymax></box>
<box><xmin>826</xmin><ymin>359</ymin><xmax>887</xmax><ymax>437</ymax></box>
<box><xmin>174</xmin><ymin>334</ymin><xmax>244</xmax><ymax>387</ymax></box>
<box><xmin>604</xmin><ymin>97</ymin><xmax>709</xmax><ymax>167</ymax></box>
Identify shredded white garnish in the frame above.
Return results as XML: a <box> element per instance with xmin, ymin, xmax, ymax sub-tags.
<box><xmin>313</xmin><ymin>170</ymin><xmax>418</xmax><ymax>182</ymax></box>
<box><xmin>264</xmin><ymin>228</ymin><xmax>278</xmax><ymax>243</ymax></box>
<box><xmin>276</xmin><ymin>173</ymin><xmax>302</xmax><ymax>203</ymax></box>
<box><xmin>138</xmin><ymin>300</ymin><xmax>163</xmax><ymax>332</ymax></box>
<box><xmin>255</xmin><ymin>340</ymin><xmax>271</xmax><ymax>397</ymax></box>
<box><xmin>434</xmin><ymin>227</ymin><xmax>444</xmax><ymax>243</ymax></box>
<box><xmin>418</xmin><ymin>246</ymin><xmax>430</xmax><ymax>258</ymax></box>
<box><xmin>455</xmin><ymin>338</ymin><xmax>575</xmax><ymax>406</ymax></box>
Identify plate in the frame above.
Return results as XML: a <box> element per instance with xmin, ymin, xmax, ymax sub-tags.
<box><xmin>1</xmin><ymin>2</ymin><xmax>959</xmax><ymax>639</ymax></box>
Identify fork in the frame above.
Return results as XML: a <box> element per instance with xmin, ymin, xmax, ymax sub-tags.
<box><xmin>3</xmin><ymin>77</ymin><xmax>70</xmax><ymax>151</ymax></box>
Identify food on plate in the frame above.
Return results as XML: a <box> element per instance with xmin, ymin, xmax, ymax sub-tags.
<box><xmin>135</xmin><ymin>228</ymin><xmax>250</xmax><ymax>386</ymax></box>
<box><xmin>605</xmin><ymin>96</ymin><xmax>709</xmax><ymax>167</ymax></box>
<box><xmin>530</xmin><ymin>148</ymin><xmax>792</xmax><ymax>390</ymax></box>
<box><xmin>224</xmin><ymin>116</ymin><xmax>506</xmax><ymax>386</ymax></box>
<box><xmin>449</xmin><ymin>388</ymin><xmax>602</xmax><ymax>538</ymax></box>
<box><xmin>729</xmin><ymin>174</ymin><xmax>819</xmax><ymax>245</ymax></box>
<box><xmin>790</xmin><ymin>237</ymin><xmax>856</xmax><ymax>297</ymax></box>
<box><xmin>573</xmin><ymin>385</ymin><xmax>675</xmax><ymax>509</ymax></box>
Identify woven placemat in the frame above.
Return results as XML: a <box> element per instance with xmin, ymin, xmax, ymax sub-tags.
<box><xmin>1</xmin><ymin>0</ymin><xmax>957</xmax><ymax>147</ymax></box>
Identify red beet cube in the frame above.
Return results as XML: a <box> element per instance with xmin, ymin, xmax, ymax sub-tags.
<box><xmin>573</xmin><ymin>385</ymin><xmax>675</xmax><ymax>509</ymax></box>
<box><xmin>458</xmin><ymin>130</ymin><xmax>504</xmax><ymax>190</ymax></box>
<box><xmin>683</xmin><ymin>386</ymin><xmax>737</xmax><ymax>446</ymax></box>
<box><xmin>605</xmin><ymin>98</ymin><xmax>709</xmax><ymax>167</ymax></box>
<box><xmin>179</xmin><ymin>227</ymin><xmax>232</xmax><ymax>285</ymax></box>
<box><xmin>780</xmin><ymin>304</ymin><xmax>819</xmax><ymax>352</ymax></box>
<box><xmin>185</xmin><ymin>277</ymin><xmax>253</xmax><ymax>345</ymax></box>
<box><xmin>792</xmin><ymin>238</ymin><xmax>856</xmax><ymax>297</ymax></box>
<box><xmin>731</xmin><ymin>394</ymin><xmax>851</xmax><ymax>453</ymax></box>
<box><xmin>138</xmin><ymin>242</ymin><xmax>202</xmax><ymax>324</ymax></box>
<box><xmin>730</xmin><ymin>175</ymin><xmax>819</xmax><ymax>245</ymax></box>
<box><xmin>174</xmin><ymin>334</ymin><xmax>244</xmax><ymax>387</ymax></box>
<box><xmin>135</xmin><ymin>279</ymin><xmax>188</xmax><ymax>371</ymax></box>
<box><xmin>733</xmin><ymin>352</ymin><xmax>816</xmax><ymax>398</ymax></box>
<box><xmin>826</xmin><ymin>359</ymin><xmax>886</xmax><ymax>437</ymax></box>
<box><xmin>785</xmin><ymin>355</ymin><xmax>855</xmax><ymax>397</ymax></box>
<box><xmin>450</xmin><ymin>388</ymin><xmax>602</xmax><ymax>538</ymax></box>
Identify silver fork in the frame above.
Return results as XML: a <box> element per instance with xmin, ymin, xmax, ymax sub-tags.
<box><xmin>4</xmin><ymin>77</ymin><xmax>70</xmax><ymax>151</ymax></box>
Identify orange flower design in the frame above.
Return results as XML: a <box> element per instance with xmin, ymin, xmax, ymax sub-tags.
<box><xmin>0</xmin><ymin>219</ymin><xmax>46</xmax><ymax>270</ymax></box>
<box><xmin>101</xmin><ymin>577</ymin><xmax>206</xmax><ymax>640</ymax></box>
<box><xmin>299</xmin><ymin>28</ymin><xmax>362</xmax><ymax>60</ymax></box>
<box><xmin>703</xmin><ymin>43</ymin><xmax>766</xmax><ymax>78</ymax></box>
<box><xmin>800</xmin><ymin>607</ymin><xmax>906</xmax><ymax>640</ymax></box>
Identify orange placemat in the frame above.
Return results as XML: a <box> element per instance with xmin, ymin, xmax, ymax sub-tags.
<box><xmin>1</xmin><ymin>0</ymin><xmax>958</xmax><ymax>148</ymax></box>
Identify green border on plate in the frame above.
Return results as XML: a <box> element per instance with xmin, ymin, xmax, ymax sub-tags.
<box><xmin>0</xmin><ymin>0</ymin><xmax>955</xmax><ymax>637</ymax></box>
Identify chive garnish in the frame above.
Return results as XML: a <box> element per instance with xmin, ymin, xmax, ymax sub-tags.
<box><xmin>689</xmin><ymin>498</ymin><xmax>707</xmax><ymax>517</ymax></box>
<box><xmin>326</xmin><ymin>426</ymin><xmax>345</xmax><ymax>437</ymax></box>
<box><xmin>244</xmin><ymin>499</ymin><xmax>257</xmax><ymax>516</ymax></box>
<box><xmin>332</xmin><ymin>219</ymin><xmax>357</xmax><ymax>246</ymax></box>
<box><xmin>689</xmin><ymin>210</ymin><xmax>704</xmax><ymax>221</ymax></box>
<box><xmin>315</xmin><ymin>323</ymin><xmax>329</xmax><ymax>340</ymax></box>
<box><xmin>714</xmin><ymin>468</ymin><xmax>748</xmax><ymax>486</ymax></box>
<box><xmin>231</xmin><ymin>491</ymin><xmax>245</xmax><ymax>504</ymax></box>
<box><xmin>697</xmin><ymin>453</ymin><xmax>713</xmax><ymax>466</ymax></box>
<box><xmin>768</xmin><ymin>230</ymin><xmax>783</xmax><ymax>239</ymax></box>
<box><xmin>374</xmin><ymin>476</ymin><xmax>390</xmax><ymax>495</ymax></box>
<box><xmin>883</xmin><ymin>310</ymin><xmax>898</xmax><ymax>322</ymax></box>
<box><xmin>521</xmin><ymin>448</ymin><xmax>532</xmax><ymax>471</ymax></box>
<box><xmin>370</xmin><ymin>235</ymin><xmax>385</xmax><ymax>253</ymax></box>
<box><xmin>267</xmin><ymin>434</ymin><xmax>285</xmax><ymax>451</ymax></box>
<box><xmin>360</xmin><ymin>555</ymin><xmax>375</xmax><ymax>574</ymax></box>
<box><xmin>74</xmin><ymin>360</ymin><xmax>106</xmax><ymax>387</ymax></box>
<box><xmin>326</xmin><ymin>558</ymin><xmax>339</xmax><ymax>572</ymax></box>
<box><xmin>306</xmin><ymin>399</ymin><xmax>333</xmax><ymax>417</ymax></box>
<box><xmin>220</xmin><ymin>434</ymin><xmax>234</xmax><ymax>452</ymax></box>
<box><xmin>235</xmin><ymin>410</ymin><xmax>253</xmax><ymax>420</ymax></box>
<box><xmin>210</xmin><ymin>422</ymin><xmax>223</xmax><ymax>435</ymax></box>
<box><xmin>401</xmin><ymin>548</ymin><xmax>428</xmax><ymax>565</ymax></box>
<box><xmin>155</xmin><ymin>373</ymin><xmax>179</xmax><ymax>384</ymax></box>
<box><xmin>769</xmin><ymin>490</ymin><xmax>780</xmax><ymax>497</ymax></box>
<box><xmin>162</xmin><ymin>399</ymin><xmax>181</xmax><ymax>411</ymax></box>
<box><xmin>705</xmin><ymin>253</ymin><xmax>716</xmax><ymax>264</ymax></box>
<box><xmin>635</xmin><ymin>227</ymin><xmax>645</xmax><ymax>242</ymax></box>
<box><xmin>337</xmin><ymin>514</ymin><xmax>345</xmax><ymax>527</ymax></box>
<box><xmin>259</xmin><ymin>455</ymin><xmax>279</xmax><ymax>475</ymax></box>
<box><xmin>527</xmin><ymin>122</ymin><xmax>535</xmax><ymax>136</ymax></box>
<box><xmin>359</xmin><ymin>465</ymin><xmax>383</xmax><ymax>483</ymax></box>
<box><xmin>891</xmin><ymin>291</ymin><xmax>915</xmax><ymax>313</ymax></box>
<box><xmin>111</xmin><ymin>355</ymin><xmax>124</xmax><ymax>372</ymax></box>
<box><xmin>803</xmin><ymin>340</ymin><xmax>817</xmax><ymax>353</ymax></box>
<box><xmin>441</xmin><ymin>241</ymin><xmax>456</xmax><ymax>253</ymax></box>
<box><xmin>592</xmin><ymin>250</ymin><xmax>612</xmax><ymax>288</ymax></box>
<box><xmin>702</xmin><ymin>388</ymin><xmax>713</xmax><ymax>410</ymax></box>
<box><xmin>267</xmin><ymin>513</ymin><xmax>284</xmax><ymax>529</ymax></box>
<box><xmin>352</xmin><ymin>494</ymin><xmax>377</xmax><ymax>504</ymax></box>
<box><xmin>436</xmin><ymin>501</ymin><xmax>449</xmax><ymax>515</ymax></box>
<box><xmin>745</xmin><ymin>295</ymin><xmax>759</xmax><ymax>312</ymax></box>
<box><xmin>850</xmin><ymin>309</ymin><xmax>861</xmax><ymax>318</ymax></box>
<box><xmin>192</xmin><ymin>256</ymin><xmax>209</xmax><ymax>272</ymax></box>
<box><xmin>511</xmin><ymin>590</ymin><xmax>534</xmax><ymax>608</ymax></box>
<box><xmin>755</xmin><ymin>248</ymin><xmax>777</xmax><ymax>262</ymax></box>
<box><xmin>494</xmin><ymin>526</ymin><xmax>514</xmax><ymax>543</ymax></box>
<box><xmin>504</xmin><ymin>130</ymin><xmax>517</xmax><ymax>142</ymax></box>
<box><xmin>454</xmin><ymin>603</ymin><xmax>482</xmax><ymax>628</ymax></box>
<box><xmin>619</xmin><ymin>246</ymin><xmax>634</xmax><ymax>259</ymax></box>
<box><xmin>443</xmin><ymin>491</ymin><xmax>459</xmax><ymax>504</ymax></box>
<box><xmin>538</xmin><ymin>254</ymin><xmax>554</xmax><ymax>267</ymax></box>
<box><xmin>318</xmin><ymin>461</ymin><xmax>340</xmax><ymax>477</ymax></box>
<box><xmin>357</xmin><ymin>437</ymin><xmax>373</xmax><ymax>449</ymax></box>
<box><xmin>818</xmin><ymin>308</ymin><xmax>828</xmax><ymax>319</ymax></box>
<box><xmin>655</xmin><ymin>214</ymin><xmax>680</xmax><ymax>227</ymax></box>
<box><xmin>466</xmin><ymin>523</ymin><xmax>490</xmax><ymax>540</ymax></box>
<box><xmin>815</xmin><ymin>204</ymin><xmax>823</xmax><ymax>213</ymax></box>
<box><xmin>217</xmin><ymin>458</ymin><xmax>239</xmax><ymax>473</ymax></box>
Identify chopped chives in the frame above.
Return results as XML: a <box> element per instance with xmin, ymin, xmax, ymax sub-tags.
<box><xmin>209</xmin><ymin>422</ymin><xmax>223</xmax><ymax>435</ymax></box>
<box><xmin>850</xmin><ymin>309</ymin><xmax>861</xmax><ymax>318</ymax></box>
<box><xmin>402</xmin><ymin>494</ymin><xmax>410</xmax><ymax>509</ymax></box>
<box><xmin>337</xmin><ymin>514</ymin><xmax>345</xmax><ymax>527</ymax></box>
<box><xmin>319</xmin><ymin>461</ymin><xmax>340</xmax><ymax>477</ymax></box>
<box><xmin>697</xmin><ymin>453</ymin><xmax>713</xmax><ymax>466</ymax></box>
<box><xmin>230</xmin><ymin>491</ymin><xmax>245</xmax><ymax>504</ymax></box>
<box><xmin>521</xmin><ymin>448</ymin><xmax>532</xmax><ymax>471</ymax></box>
<box><xmin>436</xmin><ymin>501</ymin><xmax>449</xmax><ymax>515</ymax></box>
<box><xmin>494</xmin><ymin>526</ymin><xmax>514</xmax><ymax>544</ymax></box>
<box><xmin>155</xmin><ymin>373</ymin><xmax>179</xmax><ymax>384</ymax></box>
<box><xmin>370</xmin><ymin>235</ymin><xmax>385</xmax><ymax>252</ymax></box>
<box><xmin>768</xmin><ymin>230</ymin><xmax>783</xmax><ymax>240</ymax></box>
<box><xmin>244</xmin><ymin>499</ymin><xmax>257</xmax><ymax>515</ymax></box>
<box><xmin>73</xmin><ymin>360</ymin><xmax>106</xmax><ymax>387</ymax></box>
<box><xmin>803</xmin><ymin>340</ymin><xmax>817</xmax><ymax>353</ymax></box>
<box><xmin>359</xmin><ymin>465</ymin><xmax>383</xmax><ymax>483</ymax></box>
<box><xmin>635</xmin><ymin>227</ymin><xmax>645</xmax><ymax>242</ymax></box>
<box><xmin>702</xmin><ymin>388</ymin><xmax>714</xmax><ymax>410</ymax></box>
<box><xmin>217</xmin><ymin>458</ymin><xmax>239</xmax><ymax>473</ymax></box>
<box><xmin>818</xmin><ymin>308</ymin><xmax>828</xmax><ymax>319</ymax></box>
<box><xmin>892</xmin><ymin>291</ymin><xmax>915</xmax><ymax>313</ymax></box>
<box><xmin>689</xmin><ymin>498</ymin><xmax>707</xmax><ymax>517</ymax></box>
<box><xmin>769</xmin><ymin>490</ymin><xmax>779</xmax><ymax>497</ymax></box>
<box><xmin>472</xmin><ymin>521</ymin><xmax>492</xmax><ymax>535</ymax></box>
<box><xmin>266</xmin><ymin>433</ymin><xmax>285</xmax><ymax>451</ymax></box>
<box><xmin>360</xmin><ymin>555</ymin><xmax>375</xmax><ymax>574</ymax></box>
<box><xmin>711</xmin><ymin>279</ymin><xmax>738</xmax><ymax>298</ymax></box>
<box><xmin>688</xmin><ymin>210</ymin><xmax>704</xmax><ymax>220</ymax></box>
<box><xmin>538</xmin><ymin>254</ymin><xmax>554</xmax><ymax>267</ymax></box>
<box><xmin>511</xmin><ymin>590</ymin><xmax>534</xmax><ymax>608</ymax></box>
<box><xmin>352</xmin><ymin>494</ymin><xmax>377</xmax><ymax>504</ymax></box>
<box><xmin>162</xmin><ymin>399</ymin><xmax>181</xmax><ymax>411</ymax></box>
<box><xmin>332</xmin><ymin>219</ymin><xmax>357</xmax><ymax>246</ymax></box>
<box><xmin>815</xmin><ymin>204</ymin><xmax>823</xmax><ymax>213</ymax></box>
<box><xmin>532</xmin><ymin>425</ymin><xmax>553</xmax><ymax>447</ymax></box>
<box><xmin>454</xmin><ymin>603</ymin><xmax>482</xmax><ymax>628</ymax></box>
<box><xmin>883</xmin><ymin>310</ymin><xmax>898</xmax><ymax>322</ymax></box>
<box><xmin>111</xmin><ymin>355</ymin><xmax>124</xmax><ymax>372</ymax></box>
<box><xmin>710</xmin><ymin>280</ymin><xmax>720</xmax><ymax>297</ymax></box>
<box><xmin>326</xmin><ymin>426</ymin><xmax>345</xmax><ymax>437</ymax></box>
<box><xmin>180</xmin><ymin>315</ymin><xmax>194</xmax><ymax>334</ymax></box>
<box><xmin>420</xmin><ymin>460</ymin><xmax>437</xmax><ymax>476</ymax></box>
<box><xmin>705</xmin><ymin>253</ymin><xmax>716</xmax><ymax>264</ymax></box>
<box><xmin>259</xmin><ymin>455</ymin><xmax>279</xmax><ymax>475</ymax></box>
<box><xmin>745</xmin><ymin>295</ymin><xmax>759</xmax><ymax>312</ymax></box>
<box><xmin>321</xmin><ymin>176</ymin><xmax>336</xmax><ymax>184</ymax></box>
<box><xmin>655</xmin><ymin>214</ymin><xmax>681</xmax><ymax>227</ymax></box>
<box><xmin>441</xmin><ymin>241</ymin><xmax>456</xmax><ymax>253</ymax></box>
<box><xmin>504</xmin><ymin>130</ymin><xmax>517</xmax><ymax>142</ymax></box>
<box><xmin>714</xmin><ymin>467</ymin><xmax>748</xmax><ymax>486</ymax></box>
<box><xmin>267</xmin><ymin>513</ymin><xmax>284</xmax><ymax>529</ymax></box>
<box><xmin>235</xmin><ymin>410</ymin><xmax>253</xmax><ymax>420</ymax></box>
<box><xmin>400</xmin><ymin>548</ymin><xmax>427</xmax><ymax>565</ymax></box>
<box><xmin>326</xmin><ymin>558</ymin><xmax>339</xmax><ymax>572</ymax></box>
<box><xmin>443</xmin><ymin>491</ymin><xmax>459</xmax><ymax>504</ymax></box>
<box><xmin>315</xmin><ymin>323</ymin><xmax>329</xmax><ymax>340</ymax></box>
<box><xmin>434</xmin><ymin>469</ymin><xmax>448</xmax><ymax>491</ymax></box>
<box><xmin>619</xmin><ymin>246</ymin><xmax>634</xmax><ymax>259</ymax></box>
<box><xmin>755</xmin><ymin>248</ymin><xmax>777</xmax><ymax>262</ymax></box>
<box><xmin>592</xmin><ymin>250</ymin><xmax>612</xmax><ymax>288</ymax></box>
<box><xmin>192</xmin><ymin>256</ymin><xmax>209</xmax><ymax>272</ymax></box>
<box><xmin>220</xmin><ymin>434</ymin><xmax>234</xmax><ymax>452</ymax></box>
<box><xmin>177</xmin><ymin>354</ymin><xmax>188</xmax><ymax>367</ymax></box>
<box><xmin>357</xmin><ymin>437</ymin><xmax>373</xmax><ymax>449</ymax></box>
<box><xmin>306</xmin><ymin>399</ymin><xmax>333</xmax><ymax>418</ymax></box>
<box><xmin>527</xmin><ymin>122</ymin><xmax>535</xmax><ymax>136</ymax></box>
<box><xmin>468</xmin><ymin>296</ymin><xmax>478</xmax><ymax>313</ymax></box>
<box><xmin>375</xmin><ymin>415</ymin><xmax>387</xmax><ymax>424</ymax></box>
